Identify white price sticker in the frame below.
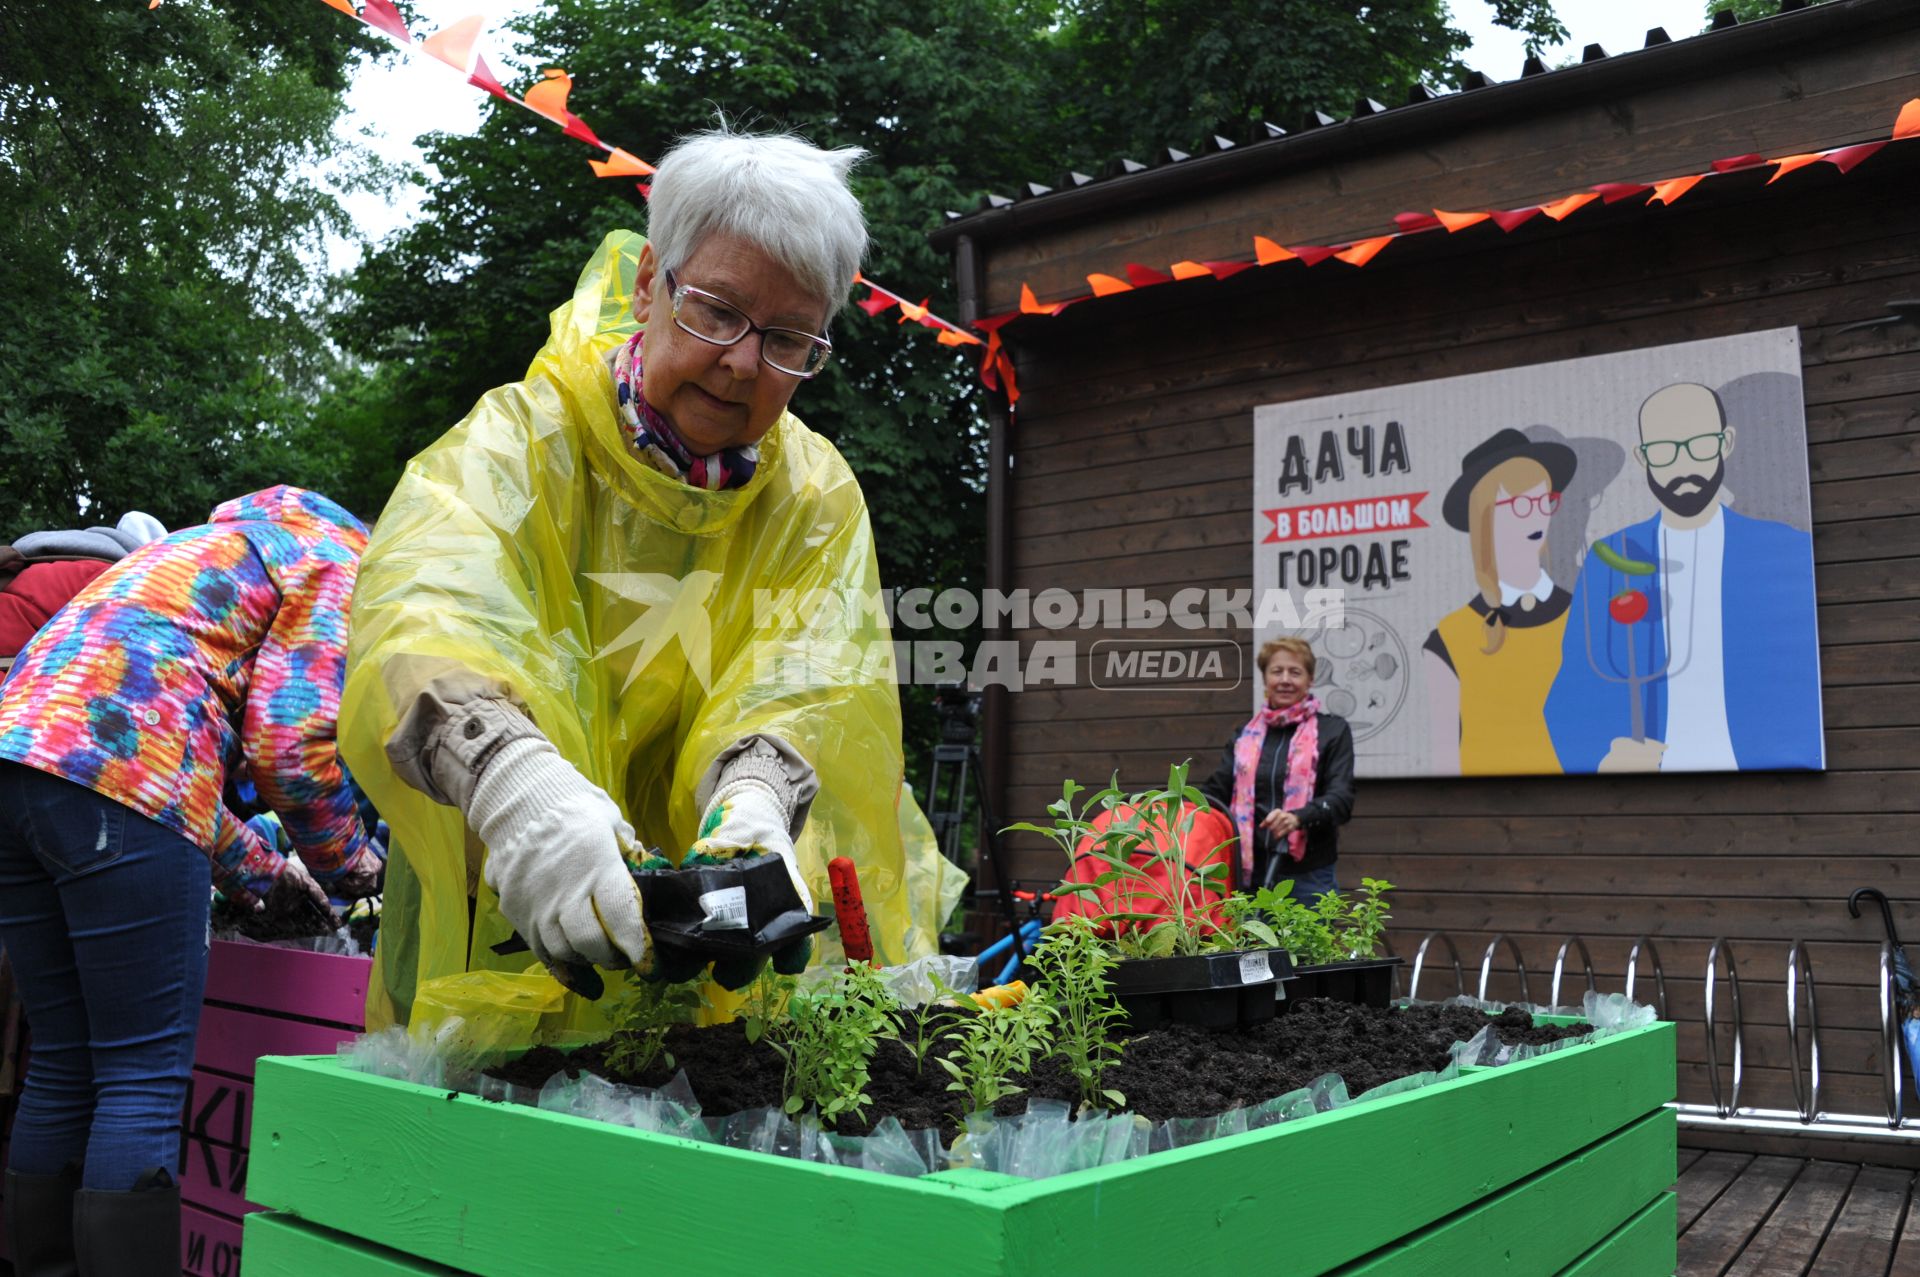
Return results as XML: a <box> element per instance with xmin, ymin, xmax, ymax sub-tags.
<box><xmin>698</xmin><ymin>886</ymin><xmax>750</xmax><ymax>931</ymax></box>
<box><xmin>1238</xmin><ymin>952</ymin><xmax>1273</xmax><ymax>984</ymax></box>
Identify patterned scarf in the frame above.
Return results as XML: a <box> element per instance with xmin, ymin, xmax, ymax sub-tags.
<box><xmin>1229</xmin><ymin>695</ymin><xmax>1322</xmax><ymax>884</ymax></box>
<box><xmin>610</xmin><ymin>331</ymin><xmax>759</xmax><ymax>491</ymax></box>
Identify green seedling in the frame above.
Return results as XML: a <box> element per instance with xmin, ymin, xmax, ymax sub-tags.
<box><xmin>937</xmin><ymin>988</ymin><xmax>1058</xmax><ymax>1119</ymax></box>
<box><xmin>739</xmin><ymin>967</ymin><xmax>797</xmax><ymax>1046</ymax></box>
<box><xmin>767</xmin><ymin>962</ymin><xmax>901</xmax><ymax>1127</ymax></box>
<box><xmin>605</xmin><ymin>977</ymin><xmax>708</xmax><ymax>1077</ymax></box>
<box><xmin>1344</xmin><ymin>877</ymin><xmax>1394</xmax><ymax>959</ymax></box>
<box><xmin>1031</xmin><ymin>916</ymin><xmax>1127</xmax><ymax>1109</ymax></box>
<box><xmin>1008</xmin><ymin>761</ymin><xmax>1231</xmax><ymax>958</ymax></box>
<box><xmin>900</xmin><ymin>973</ymin><xmax>969</xmax><ymax>1076</ymax></box>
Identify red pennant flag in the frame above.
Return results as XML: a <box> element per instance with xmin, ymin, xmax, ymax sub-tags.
<box><xmin>1710</xmin><ymin>153</ymin><xmax>1767</xmax><ymax>174</ymax></box>
<box><xmin>1649</xmin><ymin>174</ymin><xmax>1705</xmax><ymax>205</ymax></box>
<box><xmin>1433</xmin><ymin>209</ymin><xmax>1491</xmax><ymax>233</ymax></box>
<box><xmin>1767</xmin><ymin>153</ymin><xmax>1824</xmax><ymax>184</ymax></box>
<box><xmin>469</xmin><ymin>54</ymin><xmax>513</xmax><ymax>102</ymax></box>
<box><xmin>361</xmin><ymin>0</ymin><xmax>411</xmax><ymax>43</ymax></box>
<box><xmin>1205</xmin><ymin>261</ymin><xmax>1256</xmax><ymax>280</ymax></box>
<box><xmin>1124</xmin><ymin>263</ymin><xmax>1172</xmax><ymax>287</ymax></box>
<box><xmin>1087</xmin><ymin>273</ymin><xmax>1132</xmax><ymax>296</ymax></box>
<box><xmin>1540</xmin><ymin>192</ymin><xmax>1598</xmax><ymax>221</ymax></box>
<box><xmin>1253</xmin><ymin>236</ymin><xmax>1297</xmax><ymax>265</ymax></box>
<box><xmin>1823</xmin><ymin>141</ymin><xmax>1886</xmax><ymax>174</ymax></box>
<box><xmin>1896</xmin><ymin>99</ymin><xmax>1920</xmax><ymax>141</ymax></box>
<box><xmin>422</xmin><ymin>15</ymin><xmax>484</xmax><ymax>72</ymax></box>
<box><xmin>1488</xmin><ymin>207</ymin><xmax>1542</xmax><ymax>233</ymax></box>
<box><xmin>1169</xmin><ymin>260</ymin><xmax>1211</xmax><ymax>280</ymax></box>
<box><xmin>1394</xmin><ymin>212</ymin><xmax>1442</xmax><ymax>233</ymax></box>
<box><xmin>561</xmin><ymin>114</ymin><xmax>603</xmax><ymax>149</ymax></box>
<box><xmin>1290</xmin><ymin>245</ymin><xmax>1339</xmax><ymax>267</ymax></box>
<box><xmin>1593</xmin><ymin>181</ymin><xmax>1652</xmax><ymax>203</ymax></box>
<box><xmin>1334</xmin><ymin>236</ymin><xmax>1393</xmax><ymax>267</ymax></box>
<box><xmin>856</xmin><ymin>292</ymin><xmax>897</xmax><ymax>318</ymax></box>
<box><xmin>635</xmin><ymin>182</ymin><xmax>652</xmax><ymax>201</ymax></box>
<box><xmin>999</xmin><ymin>351</ymin><xmax>1020</xmax><ymax>405</ymax></box>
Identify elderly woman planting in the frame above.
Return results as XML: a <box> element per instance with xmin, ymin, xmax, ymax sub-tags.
<box><xmin>344</xmin><ymin>128</ymin><xmax>952</xmax><ymax>1035</ymax></box>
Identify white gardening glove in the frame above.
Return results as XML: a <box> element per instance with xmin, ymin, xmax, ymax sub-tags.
<box><xmin>691</xmin><ymin>769</ymin><xmax>815</xmax><ymax>913</ymax></box>
<box><xmin>466</xmin><ymin>736</ymin><xmax>649</xmax><ymax>971</ymax></box>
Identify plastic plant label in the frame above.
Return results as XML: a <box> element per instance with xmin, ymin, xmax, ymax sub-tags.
<box><xmin>698</xmin><ymin>886</ymin><xmax>750</xmax><ymax>931</ymax></box>
<box><xmin>1237</xmin><ymin>952</ymin><xmax>1273</xmax><ymax>984</ymax></box>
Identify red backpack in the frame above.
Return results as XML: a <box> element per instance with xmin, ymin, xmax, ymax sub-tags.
<box><xmin>1049</xmin><ymin>801</ymin><xmax>1236</xmax><ymax>937</ymax></box>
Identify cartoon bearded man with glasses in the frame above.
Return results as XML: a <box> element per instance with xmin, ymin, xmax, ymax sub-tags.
<box><xmin>1545</xmin><ymin>381</ymin><xmax>1822</xmax><ymax>773</ymax></box>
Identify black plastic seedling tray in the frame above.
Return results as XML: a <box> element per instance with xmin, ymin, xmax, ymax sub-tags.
<box><xmin>1111</xmin><ymin>948</ymin><xmax>1293</xmax><ymax>1030</ymax></box>
<box><xmin>1276</xmin><ymin>957</ymin><xmax>1404</xmax><ymax>1010</ymax></box>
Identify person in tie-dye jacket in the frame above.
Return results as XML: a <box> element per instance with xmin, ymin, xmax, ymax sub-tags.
<box><xmin>0</xmin><ymin>485</ymin><xmax>383</xmax><ymax>1275</ymax></box>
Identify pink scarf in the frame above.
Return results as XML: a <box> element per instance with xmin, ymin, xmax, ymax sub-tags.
<box><xmin>609</xmin><ymin>331</ymin><xmax>759</xmax><ymax>490</ymax></box>
<box><xmin>1229</xmin><ymin>696</ymin><xmax>1322</xmax><ymax>884</ymax></box>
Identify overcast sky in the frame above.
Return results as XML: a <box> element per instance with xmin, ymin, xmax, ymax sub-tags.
<box><xmin>330</xmin><ymin>1</ymin><xmax>1716</xmax><ymax>269</ymax></box>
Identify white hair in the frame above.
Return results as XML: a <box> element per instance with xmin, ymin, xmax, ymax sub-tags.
<box><xmin>647</xmin><ymin>127</ymin><xmax>869</xmax><ymax>323</ymax></box>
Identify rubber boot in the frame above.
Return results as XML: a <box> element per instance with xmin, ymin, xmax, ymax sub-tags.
<box><xmin>4</xmin><ymin>1162</ymin><xmax>81</xmax><ymax>1277</ymax></box>
<box><xmin>73</xmin><ymin>1167</ymin><xmax>180</xmax><ymax>1277</ymax></box>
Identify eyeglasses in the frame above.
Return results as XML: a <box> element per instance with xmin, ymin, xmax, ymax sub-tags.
<box><xmin>662</xmin><ymin>271</ymin><xmax>833</xmax><ymax>378</ymax></box>
<box><xmin>1638</xmin><ymin>431</ymin><xmax>1726</xmax><ymax>468</ymax></box>
<box><xmin>1494</xmin><ymin>492</ymin><xmax>1563</xmax><ymax>517</ymax></box>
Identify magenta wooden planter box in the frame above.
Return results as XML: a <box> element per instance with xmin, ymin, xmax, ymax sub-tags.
<box><xmin>178</xmin><ymin>939</ymin><xmax>371</xmax><ymax>1277</ymax></box>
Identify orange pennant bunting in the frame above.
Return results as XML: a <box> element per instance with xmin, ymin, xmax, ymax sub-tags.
<box><xmin>589</xmin><ymin>147</ymin><xmax>655</xmax><ymax>179</ymax></box>
<box><xmin>1020</xmin><ymin>283</ymin><xmax>1063</xmax><ymax>315</ymax></box>
<box><xmin>1649</xmin><ymin>174</ymin><xmax>1705</xmax><ymax>205</ymax></box>
<box><xmin>1087</xmin><ymin>273</ymin><xmax>1132</xmax><ymax>296</ymax></box>
<box><xmin>1253</xmin><ymin>236</ymin><xmax>1296</xmax><ymax>265</ymax></box>
<box><xmin>899</xmin><ymin>298</ymin><xmax>931</xmax><ymax>323</ymax></box>
<box><xmin>523</xmin><ymin>68</ymin><xmax>572</xmax><ymax>125</ymax></box>
<box><xmin>1434</xmin><ymin>209</ymin><xmax>1491</xmax><ymax>233</ymax></box>
<box><xmin>1334</xmin><ymin>236</ymin><xmax>1393</xmax><ymax>268</ymax></box>
<box><xmin>422</xmin><ymin>15</ymin><xmax>485</xmax><ymax>73</ymax></box>
<box><xmin>1895</xmin><ymin>98</ymin><xmax>1920</xmax><ymax>141</ymax></box>
<box><xmin>320</xmin><ymin>0</ymin><xmax>357</xmax><ymax>13</ymax></box>
<box><xmin>937</xmin><ymin>329</ymin><xmax>981</xmax><ymax>347</ymax></box>
<box><xmin>1767</xmin><ymin>153</ymin><xmax>1824</xmax><ymax>183</ymax></box>
<box><xmin>1169</xmin><ymin>260</ymin><xmax>1212</xmax><ymax>280</ymax></box>
<box><xmin>1540</xmin><ymin>192</ymin><xmax>1598</xmax><ymax>221</ymax></box>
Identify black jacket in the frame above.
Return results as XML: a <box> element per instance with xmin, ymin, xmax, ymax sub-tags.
<box><xmin>1196</xmin><ymin>713</ymin><xmax>1356</xmax><ymax>885</ymax></box>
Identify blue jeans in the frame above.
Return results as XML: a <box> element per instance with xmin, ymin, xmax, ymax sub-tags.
<box><xmin>0</xmin><ymin>762</ymin><xmax>210</xmax><ymax>1191</ymax></box>
<box><xmin>1289</xmin><ymin>863</ymin><xmax>1340</xmax><ymax>910</ymax></box>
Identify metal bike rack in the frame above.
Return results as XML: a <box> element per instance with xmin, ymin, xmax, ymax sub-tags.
<box><xmin>1624</xmin><ymin>935</ymin><xmax>1669</xmax><ymax>1020</ymax></box>
<box><xmin>1785</xmin><ymin>941</ymin><xmax>1822</xmax><ymax>1126</ymax></box>
<box><xmin>1550</xmin><ymin>935</ymin><xmax>1596</xmax><ymax>1010</ymax></box>
<box><xmin>1879</xmin><ymin>940</ymin><xmax>1905</xmax><ymax>1130</ymax></box>
<box><xmin>1477</xmin><ymin>934</ymin><xmax>1532</xmax><ymax>1004</ymax></box>
<box><xmin>1409</xmin><ymin>931</ymin><xmax>1466</xmax><ymax>1001</ymax></box>
<box><xmin>1704</xmin><ymin>938</ymin><xmax>1744</xmax><ymax>1120</ymax></box>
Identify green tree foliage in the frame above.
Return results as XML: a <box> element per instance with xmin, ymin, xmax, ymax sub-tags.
<box><xmin>1704</xmin><ymin>0</ymin><xmax>1830</xmax><ymax>23</ymax></box>
<box><xmin>0</xmin><ymin>1</ymin><xmax>390</xmax><ymax>539</ymax></box>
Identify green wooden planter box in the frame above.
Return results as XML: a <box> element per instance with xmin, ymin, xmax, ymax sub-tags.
<box><xmin>244</xmin><ymin>1021</ymin><xmax>1675</xmax><ymax>1277</ymax></box>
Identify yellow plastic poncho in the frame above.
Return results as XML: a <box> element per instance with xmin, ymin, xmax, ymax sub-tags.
<box><xmin>342</xmin><ymin>230</ymin><xmax>964</xmax><ymax>1036</ymax></box>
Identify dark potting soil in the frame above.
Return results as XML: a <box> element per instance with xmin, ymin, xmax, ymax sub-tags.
<box><xmin>211</xmin><ymin>898</ymin><xmax>378</xmax><ymax>951</ymax></box>
<box><xmin>485</xmin><ymin>999</ymin><xmax>1589</xmax><ymax>1140</ymax></box>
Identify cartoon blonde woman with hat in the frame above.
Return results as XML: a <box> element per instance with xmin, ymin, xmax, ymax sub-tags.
<box><xmin>1423</xmin><ymin>428</ymin><xmax>1579</xmax><ymax>775</ymax></box>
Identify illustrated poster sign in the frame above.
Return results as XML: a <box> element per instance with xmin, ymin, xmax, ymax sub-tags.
<box><xmin>1252</xmin><ymin>329</ymin><xmax>1823</xmax><ymax>778</ymax></box>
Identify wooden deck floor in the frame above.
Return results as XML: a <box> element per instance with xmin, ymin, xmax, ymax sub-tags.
<box><xmin>1677</xmin><ymin>1150</ymin><xmax>1920</xmax><ymax>1276</ymax></box>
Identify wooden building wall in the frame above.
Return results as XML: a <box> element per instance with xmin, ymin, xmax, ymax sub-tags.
<box><xmin>969</xmin><ymin>13</ymin><xmax>1920</xmax><ymax>1123</ymax></box>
